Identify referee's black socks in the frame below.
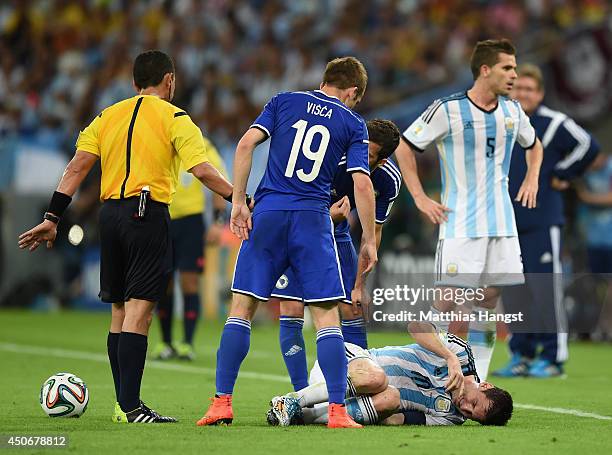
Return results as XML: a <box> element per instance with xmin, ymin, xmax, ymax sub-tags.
<box><xmin>118</xmin><ymin>332</ymin><xmax>148</xmax><ymax>412</ymax></box>
<box><xmin>107</xmin><ymin>332</ymin><xmax>121</xmax><ymax>401</ymax></box>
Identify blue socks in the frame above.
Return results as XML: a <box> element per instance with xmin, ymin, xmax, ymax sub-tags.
<box><xmin>341</xmin><ymin>317</ymin><xmax>367</xmax><ymax>348</ymax></box>
<box><xmin>279</xmin><ymin>316</ymin><xmax>309</xmax><ymax>391</ymax></box>
<box><xmin>216</xmin><ymin>317</ymin><xmax>251</xmax><ymax>395</ymax></box>
<box><xmin>316</xmin><ymin>327</ymin><xmax>347</xmax><ymax>405</ymax></box>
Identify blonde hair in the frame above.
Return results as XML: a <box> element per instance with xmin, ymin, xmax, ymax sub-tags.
<box><xmin>517</xmin><ymin>63</ymin><xmax>544</xmax><ymax>90</ymax></box>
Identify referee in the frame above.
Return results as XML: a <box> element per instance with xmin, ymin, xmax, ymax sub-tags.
<box><xmin>18</xmin><ymin>50</ymin><xmax>234</xmax><ymax>424</ymax></box>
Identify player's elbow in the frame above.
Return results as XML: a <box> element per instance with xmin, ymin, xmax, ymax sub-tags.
<box><xmin>378</xmin><ymin>386</ymin><xmax>400</xmax><ymax>415</ymax></box>
<box><xmin>352</xmin><ymin>172</ymin><xmax>373</xmax><ymax>195</ymax></box>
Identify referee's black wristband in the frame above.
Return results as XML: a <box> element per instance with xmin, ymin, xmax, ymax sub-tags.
<box><xmin>47</xmin><ymin>191</ymin><xmax>72</xmax><ymax>218</ymax></box>
<box><xmin>223</xmin><ymin>192</ymin><xmax>253</xmax><ymax>206</ymax></box>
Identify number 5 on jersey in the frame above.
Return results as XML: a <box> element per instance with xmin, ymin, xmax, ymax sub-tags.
<box><xmin>285</xmin><ymin>120</ymin><xmax>330</xmax><ymax>182</ymax></box>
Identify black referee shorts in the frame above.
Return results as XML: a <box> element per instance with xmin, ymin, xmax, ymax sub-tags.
<box><xmin>171</xmin><ymin>214</ymin><xmax>206</xmax><ymax>273</ymax></box>
<box><xmin>98</xmin><ymin>198</ymin><xmax>172</xmax><ymax>303</ymax></box>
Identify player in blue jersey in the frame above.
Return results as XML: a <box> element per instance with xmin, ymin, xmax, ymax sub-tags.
<box><xmin>493</xmin><ymin>64</ymin><xmax>599</xmax><ymax>378</ymax></box>
<box><xmin>395</xmin><ymin>39</ymin><xmax>544</xmax><ymax>381</ymax></box>
<box><xmin>273</xmin><ymin>119</ymin><xmax>401</xmax><ymax>392</ymax></box>
<box><xmin>197</xmin><ymin>57</ymin><xmax>377</xmax><ymax>429</ymax></box>
<box><xmin>267</xmin><ymin>334</ymin><xmax>513</xmax><ymax>427</ymax></box>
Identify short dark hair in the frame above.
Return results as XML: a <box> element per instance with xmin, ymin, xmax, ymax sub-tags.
<box><xmin>470</xmin><ymin>39</ymin><xmax>516</xmax><ymax>80</ymax></box>
<box><xmin>133</xmin><ymin>50</ymin><xmax>175</xmax><ymax>90</ymax></box>
<box><xmin>480</xmin><ymin>387</ymin><xmax>513</xmax><ymax>426</ymax></box>
<box><xmin>322</xmin><ymin>57</ymin><xmax>368</xmax><ymax>99</ymax></box>
<box><xmin>367</xmin><ymin>119</ymin><xmax>400</xmax><ymax>161</ymax></box>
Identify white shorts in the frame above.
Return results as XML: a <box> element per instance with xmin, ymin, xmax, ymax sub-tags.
<box><xmin>434</xmin><ymin>237</ymin><xmax>524</xmax><ymax>288</ymax></box>
<box><xmin>309</xmin><ymin>342</ymin><xmax>373</xmax><ymax>385</ymax></box>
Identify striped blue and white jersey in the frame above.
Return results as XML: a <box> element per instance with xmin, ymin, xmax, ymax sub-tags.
<box><xmin>403</xmin><ymin>92</ymin><xmax>537</xmax><ymax>239</ymax></box>
<box><xmin>369</xmin><ymin>334</ymin><xmax>478</xmax><ymax>425</ymax></box>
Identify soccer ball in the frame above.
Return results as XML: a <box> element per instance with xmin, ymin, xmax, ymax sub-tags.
<box><xmin>40</xmin><ymin>373</ymin><xmax>89</xmax><ymax>418</ymax></box>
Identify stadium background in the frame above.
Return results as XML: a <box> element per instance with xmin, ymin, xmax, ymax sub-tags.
<box><xmin>0</xmin><ymin>1</ymin><xmax>611</xmax><ymax>452</ymax></box>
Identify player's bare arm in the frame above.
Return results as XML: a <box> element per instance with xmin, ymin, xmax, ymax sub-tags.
<box><xmin>408</xmin><ymin>321</ymin><xmax>465</xmax><ymax>395</ymax></box>
<box><xmin>395</xmin><ymin>139</ymin><xmax>450</xmax><ymax>224</ymax></box>
<box><xmin>18</xmin><ymin>150</ymin><xmax>99</xmax><ymax>251</ymax></box>
<box><xmin>352</xmin><ymin>171</ymin><xmax>377</xmax><ymax>274</ymax></box>
<box><xmin>515</xmin><ymin>137</ymin><xmax>543</xmax><ymax>208</ymax></box>
<box><xmin>230</xmin><ymin>127</ymin><xmax>266</xmax><ymax>240</ymax></box>
<box><xmin>351</xmin><ymin>223</ymin><xmax>383</xmax><ymax>318</ymax></box>
<box><xmin>190</xmin><ymin>162</ymin><xmax>233</xmax><ymax>203</ymax></box>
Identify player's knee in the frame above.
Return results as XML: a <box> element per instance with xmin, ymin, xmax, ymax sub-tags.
<box><xmin>350</xmin><ymin>361</ymin><xmax>388</xmax><ymax>393</ymax></box>
<box><xmin>280</xmin><ymin>300</ymin><xmax>305</xmax><ymax>318</ymax></box>
<box><xmin>369</xmin><ymin>367</ymin><xmax>388</xmax><ymax>393</ymax></box>
<box><xmin>373</xmin><ymin>386</ymin><xmax>400</xmax><ymax>415</ymax></box>
<box><xmin>340</xmin><ymin>303</ymin><xmax>362</xmax><ymax>320</ymax></box>
<box><xmin>229</xmin><ymin>294</ymin><xmax>259</xmax><ymax>320</ymax></box>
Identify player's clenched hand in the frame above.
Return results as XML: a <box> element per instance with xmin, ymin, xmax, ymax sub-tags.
<box><xmin>18</xmin><ymin>220</ymin><xmax>57</xmax><ymax>251</ymax></box>
<box><xmin>330</xmin><ymin>196</ymin><xmax>351</xmax><ymax>224</ymax></box>
<box><xmin>360</xmin><ymin>241</ymin><xmax>378</xmax><ymax>274</ymax></box>
<box><xmin>445</xmin><ymin>354</ymin><xmax>465</xmax><ymax>396</ymax></box>
<box><xmin>230</xmin><ymin>203</ymin><xmax>252</xmax><ymax>240</ymax></box>
<box><xmin>414</xmin><ymin>193</ymin><xmax>450</xmax><ymax>224</ymax></box>
<box><xmin>516</xmin><ymin>177</ymin><xmax>538</xmax><ymax>209</ymax></box>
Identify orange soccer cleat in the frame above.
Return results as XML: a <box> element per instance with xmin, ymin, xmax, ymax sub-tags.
<box><xmin>327</xmin><ymin>403</ymin><xmax>363</xmax><ymax>429</ymax></box>
<box><xmin>196</xmin><ymin>395</ymin><xmax>233</xmax><ymax>426</ymax></box>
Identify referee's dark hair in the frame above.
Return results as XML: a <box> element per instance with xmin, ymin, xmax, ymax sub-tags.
<box><xmin>133</xmin><ymin>50</ymin><xmax>175</xmax><ymax>90</ymax></box>
<box><xmin>480</xmin><ymin>387</ymin><xmax>513</xmax><ymax>426</ymax></box>
<box><xmin>367</xmin><ymin>119</ymin><xmax>400</xmax><ymax>161</ymax></box>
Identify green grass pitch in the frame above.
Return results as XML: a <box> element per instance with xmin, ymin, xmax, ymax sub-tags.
<box><xmin>1</xmin><ymin>310</ymin><xmax>611</xmax><ymax>454</ymax></box>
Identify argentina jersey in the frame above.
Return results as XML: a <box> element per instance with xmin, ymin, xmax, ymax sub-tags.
<box><xmin>403</xmin><ymin>92</ymin><xmax>537</xmax><ymax>239</ymax></box>
<box><xmin>251</xmin><ymin>90</ymin><xmax>370</xmax><ymax>215</ymax></box>
<box><xmin>332</xmin><ymin>158</ymin><xmax>402</xmax><ymax>243</ymax></box>
<box><xmin>368</xmin><ymin>334</ymin><xmax>478</xmax><ymax>425</ymax></box>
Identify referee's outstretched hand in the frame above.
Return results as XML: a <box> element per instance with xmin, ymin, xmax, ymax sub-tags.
<box><xmin>18</xmin><ymin>220</ymin><xmax>57</xmax><ymax>251</ymax></box>
<box><xmin>230</xmin><ymin>203</ymin><xmax>253</xmax><ymax>240</ymax></box>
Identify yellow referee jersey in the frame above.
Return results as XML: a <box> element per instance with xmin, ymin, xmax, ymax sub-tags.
<box><xmin>76</xmin><ymin>94</ymin><xmax>209</xmax><ymax>205</ymax></box>
<box><xmin>169</xmin><ymin>137</ymin><xmax>228</xmax><ymax>219</ymax></box>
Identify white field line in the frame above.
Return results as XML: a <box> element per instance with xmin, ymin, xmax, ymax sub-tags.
<box><xmin>2</xmin><ymin>342</ymin><xmax>612</xmax><ymax>421</ymax></box>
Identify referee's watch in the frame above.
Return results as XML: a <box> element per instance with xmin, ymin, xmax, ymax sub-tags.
<box><xmin>43</xmin><ymin>212</ymin><xmax>60</xmax><ymax>224</ymax></box>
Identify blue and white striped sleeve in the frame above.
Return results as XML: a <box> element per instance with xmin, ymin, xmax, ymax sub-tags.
<box><xmin>402</xmin><ymin>99</ymin><xmax>449</xmax><ymax>152</ymax></box>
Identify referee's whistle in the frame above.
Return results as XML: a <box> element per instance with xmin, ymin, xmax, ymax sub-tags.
<box><xmin>138</xmin><ymin>186</ymin><xmax>150</xmax><ymax>219</ymax></box>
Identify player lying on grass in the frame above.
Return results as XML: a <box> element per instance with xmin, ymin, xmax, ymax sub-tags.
<box><xmin>272</xmin><ymin>119</ymin><xmax>401</xmax><ymax>391</ymax></box>
<box><xmin>267</xmin><ymin>334</ymin><xmax>513</xmax><ymax>426</ymax></box>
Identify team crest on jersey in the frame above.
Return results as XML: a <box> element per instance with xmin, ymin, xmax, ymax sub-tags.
<box><xmin>434</xmin><ymin>396</ymin><xmax>452</xmax><ymax>413</ymax></box>
<box><xmin>446</xmin><ymin>263</ymin><xmax>458</xmax><ymax>277</ymax></box>
<box><xmin>412</xmin><ymin>125</ymin><xmax>423</xmax><ymax>136</ymax></box>
<box><xmin>276</xmin><ymin>275</ymin><xmax>289</xmax><ymax>289</ymax></box>
<box><xmin>504</xmin><ymin>117</ymin><xmax>514</xmax><ymax>132</ymax></box>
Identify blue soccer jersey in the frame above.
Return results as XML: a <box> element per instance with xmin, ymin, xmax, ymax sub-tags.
<box><xmin>332</xmin><ymin>158</ymin><xmax>402</xmax><ymax>243</ymax></box>
<box><xmin>251</xmin><ymin>90</ymin><xmax>370</xmax><ymax>215</ymax></box>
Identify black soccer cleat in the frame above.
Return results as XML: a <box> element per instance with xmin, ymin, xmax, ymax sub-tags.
<box><xmin>118</xmin><ymin>401</ymin><xmax>177</xmax><ymax>424</ymax></box>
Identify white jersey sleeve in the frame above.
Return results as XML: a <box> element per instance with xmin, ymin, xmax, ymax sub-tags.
<box><xmin>516</xmin><ymin>103</ymin><xmax>537</xmax><ymax>149</ymax></box>
<box><xmin>402</xmin><ymin>99</ymin><xmax>450</xmax><ymax>152</ymax></box>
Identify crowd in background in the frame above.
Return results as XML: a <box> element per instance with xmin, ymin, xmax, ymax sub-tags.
<box><xmin>0</xmin><ymin>1</ymin><xmax>611</xmax><ymax>335</ymax></box>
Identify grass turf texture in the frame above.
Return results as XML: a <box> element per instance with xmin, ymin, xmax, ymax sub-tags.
<box><xmin>0</xmin><ymin>310</ymin><xmax>611</xmax><ymax>454</ymax></box>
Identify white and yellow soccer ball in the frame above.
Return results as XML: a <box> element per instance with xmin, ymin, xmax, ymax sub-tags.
<box><xmin>40</xmin><ymin>373</ymin><xmax>89</xmax><ymax>418</ymax></box>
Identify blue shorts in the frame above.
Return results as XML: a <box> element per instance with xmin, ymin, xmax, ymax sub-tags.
<box><xmin>231</xmin><ymin>210</ymin><xmax>345</xmax><ymax>303</ymax></box>
<box><xmin>272</xmin><ymin>240</ymin><xmax>357</xmax><ymax>304</ymax></box>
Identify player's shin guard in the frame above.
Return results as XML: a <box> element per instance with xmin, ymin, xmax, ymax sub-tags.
<box><xmin>107</xmin><ymin>332</ymin><xmax>121</xmax><ymax>401</ymax></box>
<box><xmin>345</xmin><ymin>396</ymin><xmax>379</xmax><ymax>425</ymax></box>
<box><xmin>341</xmin><ymin>318</ymin><xmax>367</xmax><ymax>348</ymax></box>
<box><xmin>183</xmin><ymin>293</ymin><xmax>200</xmax><ymax>345</ymax></box>
<box><xmin>118</xmin><ymin>332</ymin><xmax>147</xmax><ymax>412</ymax></box>
<box><xmin>468</xmin><ymin>308</ymin><xmax>497</xmax><ymax>380</ymax></box>
<box><xmin>279</xmin><ymin>316</ymin><xmax>308</xmax><ymax>391</ymax></box>
<box><xmin>316</xmin><ymin>327</ymin><xmax>347</xmax><ymax>405</ymax></box>
<box><xmin>215</xmin><ymin>317</ymin><xmax>251</xmax><ymax>395</ymax></box>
